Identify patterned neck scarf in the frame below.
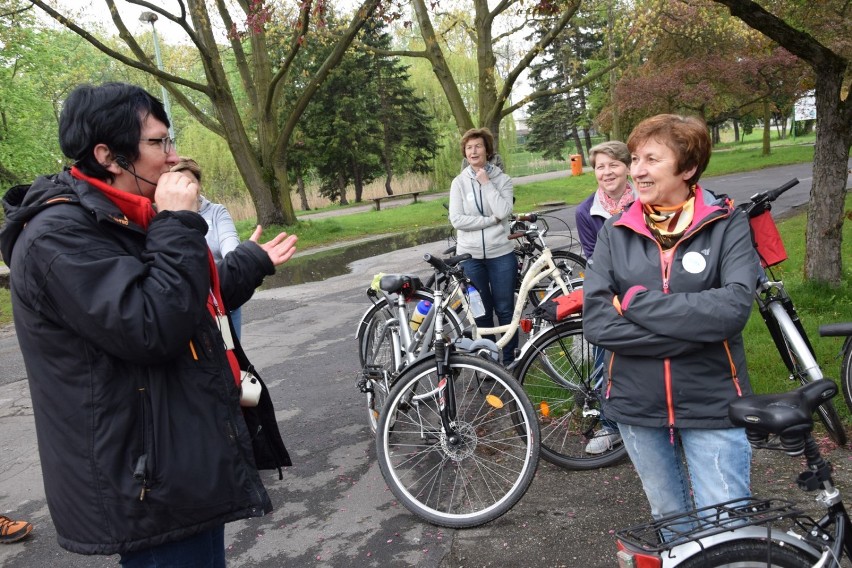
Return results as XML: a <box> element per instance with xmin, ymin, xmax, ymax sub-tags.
<box><xmin>597</xmin><ymin>185</ymin><xmax>635</xmax><ymax>216</ymax></box>
<box><xmin>643</xmin><ymin>187</ymin><xmax>696</xmax><ymax>250</ymax></box>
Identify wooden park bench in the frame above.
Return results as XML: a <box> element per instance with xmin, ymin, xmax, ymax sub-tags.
<box><xmin>371</xmin><ymin>191</ymin><xmax>422</xmax><ymax>211</ymax></box>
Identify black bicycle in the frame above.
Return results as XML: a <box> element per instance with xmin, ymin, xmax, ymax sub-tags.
<box><xmin>741</xmin><ymin>179</ymin><xmax>847</xmax><ymax>447</ymax></box>
<box><xmin>616</xmin><ymin>379</ymin><xmax>850</xmax><ymax>567</ymax></box>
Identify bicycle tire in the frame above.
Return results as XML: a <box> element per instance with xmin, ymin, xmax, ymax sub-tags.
<box><xmin>513</xmin><ymin>320</ymin><xmax>627</xmax><ymax>470</ymax></box>
<box><xmin>527</xmin><ymin>250</ymin><xmax>586</xmax><ymax>307</ymax></box>
<box><xmin>767</xmin><ymin>304</ymin><xmax>848</xmax><ymax>447</ymax></box>
<box><xmin>375</xmin><ymin>353</ymin><xmax>540</xmax><ymax>528</ymax></box>
<box><xmin>813</xmin><ymin>396</ymin><xmax>847</xmax><ymax>447</ymax></box>
<box><xmin>357</xmin><ymin>289</ymin><xmax>435</xmax><ymax>367</ymax></box>
<box><xmin>364</xmin><ymin>320</ymin><xmax>400</xmax><ymax>433</ymax></box>
<box><xmin>839</xmin><ymin>339</ymin><xmax>852</xmax><ymax>417</ymax></box>
<box><xmin>675</xmin><ymin>539</ymin><xmax>817</xmax><ymax>568</ymax></box>
<box><xmin>783</xmin><ymin>334</ymin><xmax>848</xmax><ymax>448</ymax></box>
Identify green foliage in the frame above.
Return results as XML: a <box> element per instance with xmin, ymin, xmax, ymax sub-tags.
<box><xmin>525</xmin><ymin>4</ymin><xmax>605</xmax><ymax>160</ymax></box>
<box><xmin>0</xmin><ymin>286</ymin><xmax>9</xmax><ymax>327</ymax></box>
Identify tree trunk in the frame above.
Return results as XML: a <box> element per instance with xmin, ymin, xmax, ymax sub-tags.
<box><xmin>733</xmin><ymin>119</ymin><xmax>740</xmax><ymax>142</ymax></box>
<box><xmin>607</xmin><ymin>0</ymin><xmax>621</xmax><ymax>141</ymax></box>
<box><xmin>583</xmin><ymin>128</ymin><xmax>593</xmax><ymax>154</ymax></box>
<box><xmin>804</xmin><ymin>69</ymin><xmax>850</xmax><ymax>285</ymax></box>
<box><xmin>571</xmin><ymin>127</ymin><xmax>585</xmax><ymax>166</ymax></box>
<box><xmin>762</xmin><ymin>99</ymin><xmax>771</xmax><ymax>156</ymax></box>
<box><xmin>353</xmin><ymin>164</ymin><xmax>364</xmax><ymax>203</ymax></box>
<box><xmin>338</xmin><ymin>173</ymin><xmax>349</xmax><ymax>205</ymax></box>
<box><xmin>296</xmin><ymin>175</ymin><xmax>309</xmax><ymax>211</ymax></box>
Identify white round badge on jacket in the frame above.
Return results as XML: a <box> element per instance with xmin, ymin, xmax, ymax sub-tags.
<box><xmin>682</xmin><ymin>251</ymin><xmax>707</xmax><ymax>274</ymax></box>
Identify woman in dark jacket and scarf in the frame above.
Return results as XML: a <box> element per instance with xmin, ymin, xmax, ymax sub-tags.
<box><xmin>583</xmin><ymin>114</ymin><xmax>759</xmax><ymax>535</ymax></box>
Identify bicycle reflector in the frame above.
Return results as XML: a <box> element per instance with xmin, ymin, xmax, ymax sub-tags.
<box><xmin>616</xmin><ymin>543</ymin><xmax>661</xmax><ymax>568</ymax></box>
<box><xmin>486</xmin><ymin>394</ymin><xmax>504</xmax><ymax>409</ymax></box>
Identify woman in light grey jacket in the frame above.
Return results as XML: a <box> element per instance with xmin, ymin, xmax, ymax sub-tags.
<box><xmin>448</xmin><ymin>127</ymin><xmax>516</xmax><ymax>363</ymax></box>
<box><xmin>172</xmin><ymin>157</ymin><xmax>243</xmax><ymax>337</ymax></box>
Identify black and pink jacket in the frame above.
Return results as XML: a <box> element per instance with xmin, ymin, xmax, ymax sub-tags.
<box><xmin>582</xmin><ymin>185</ymin><xmax>760</xmax><ymax>429</ymax></box>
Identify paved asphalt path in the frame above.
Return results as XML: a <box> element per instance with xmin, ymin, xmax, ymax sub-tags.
<box><xmin>1</xmin><ymin>162</ymin><xmax>851</xmax><ymax>567</ymax></box>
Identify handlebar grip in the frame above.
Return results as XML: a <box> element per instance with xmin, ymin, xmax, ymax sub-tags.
<box><xmin>516</xmin><ymin>213</ymin><xmax>537</xmax><ymax>222</ymax></box>
<box><xmin>444</xmin><ymin>253</ymin><xmax>472</xmax><ymax>266</ymax></box>
<box><xmin>765</xmin><ymin>178</ymin><xmax>799</xmax><ymax>202</ymax></box>
<box><xmin>423</xmin><ymin>253</ymin><xmax>452</xmax><ymax>273</ymax></box>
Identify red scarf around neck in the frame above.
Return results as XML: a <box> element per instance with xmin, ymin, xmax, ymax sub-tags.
<box><xmin>71</xmin><ymin>166</ymin><xmax>242</xmax><ymax>386</ymax></box>
<box><xmin>71</xmin><ymin>166</ymin><xmax>156</xmax><ymax>229</ymax></box>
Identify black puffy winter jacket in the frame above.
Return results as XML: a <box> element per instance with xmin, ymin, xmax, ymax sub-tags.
<box><xmin>0</xmin><ymin>171</ymin><xmax>277</xmax><ymax>555</ymax></box>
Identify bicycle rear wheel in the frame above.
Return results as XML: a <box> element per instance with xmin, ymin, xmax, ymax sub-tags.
<box><xmin>375</xmin><ymin>353</ymin><xmax>540</xmax><ymax>528</ymax></box>
<box><xmin>675</xmin><ymin>539</ymin><xmax>817</xmax><ymax>567</ymax></box>
<box><xmin>513</xmin><ymin>320</ymin><xmax>627</xmax><ymax>470</ymax></box>
<box><xmin>363</xmin><ymin>320</ymin><xmax>400</xmax><ymax>433</ymax></box>
<box><xmin>357</xmin><ymin>289</ymin><xmax>434</xmax><ymax>367</ymax></box>
<box><xmin>527</xmin><ymin>250</ymin><xmax>586</xmax><ymax>307</ymax></box>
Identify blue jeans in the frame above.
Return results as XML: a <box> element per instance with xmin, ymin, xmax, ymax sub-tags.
<box><xmin>119</xmin><ymin>525</ymin><xmax>225</xmax><ymax>567</ymax></box>
<box><xmin>230</xmin><ymin>307</ymin><xmax>242</xmax><ymax>341</ymax></box>
<box><xmin>618</xmin><ymin>424</ymin><xmax>751</xmax><ymax>536</ymax></box>
<box><xmin>463</xmin><ymin>252</ymin><xmax>518</xmax><ymax>363</ymax></box>
<box><xmin>591</xmin><ymin>345</ymin><xmax>617</xmax><ymax>432</ymax></box>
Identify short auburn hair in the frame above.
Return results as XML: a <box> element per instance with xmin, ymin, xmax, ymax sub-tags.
<box><xmin>627</xmin><ymin>114</ymin><xmax>711</xmax><ymax>186</ymax></box>
<box><xmin>460</xmin><ymin>127</ymin><xmax>495</xmax><ymax>161</ymax></box>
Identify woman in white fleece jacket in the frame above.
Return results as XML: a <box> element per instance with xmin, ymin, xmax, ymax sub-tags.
<box><xmin>448</xmin><ymin>127</ymin><xmax>516</xmax><ymax>363</ymax></box>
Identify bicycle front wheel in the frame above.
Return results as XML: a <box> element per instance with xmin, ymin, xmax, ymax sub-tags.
<box><xmin>375</xmin><ymin>353</ymin><xmax>540</xmax><ymax>528</ymax></box>
<box><xmin>839</xmin><ymin>338</ymin><xmax>852</xmax><ymax>416</ymax></box>
<box><xmin>675</xmin><ymin>539</ymin><xmax>817</xmax><ymax>568</ymax></box>
<box><xmin>514</xmin><ymin>320</ymin><xmax>627</xmax><ymax>470</ymax></box>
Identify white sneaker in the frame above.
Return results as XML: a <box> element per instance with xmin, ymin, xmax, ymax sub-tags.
<box><xmin>585</xmin><ymin>429</ymin><xmax>621</xmax><ymax>454</ymax></box>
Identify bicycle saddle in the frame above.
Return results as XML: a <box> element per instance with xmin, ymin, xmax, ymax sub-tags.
<box><xmin>379</xmin><ymin>274</ymin><xmax>424</xmax><ymax>296</ymax></box>
<box><xmin>820</xmin><ymin>322</ymin><xmax>852</xmax><ymax>336</ymax></box>
<box><xmin>729</xmin><ymin>379</ymin><xmax>838</xmax><ymax>437</ymax></box>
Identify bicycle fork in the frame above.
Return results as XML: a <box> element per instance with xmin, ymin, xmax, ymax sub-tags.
<box><xmin>758</xmin><ymin>290</ymin><xmax>822</xmax><ymax>382</ymax></box>
<box><xmin>432</xmin><ymin>291</ymin><xmax>460</xmax><ymax>442</ymax></box>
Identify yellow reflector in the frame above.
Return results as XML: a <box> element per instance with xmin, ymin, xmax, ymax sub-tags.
<box><xmin>540</xmin><ymin>401</ymin><xmax>550</xmax><ymax>417</ymax></box>
<box><xmin>486</xmin><ymin>394</ymin><xmax>504</xmax><ymax>409</ymax></box>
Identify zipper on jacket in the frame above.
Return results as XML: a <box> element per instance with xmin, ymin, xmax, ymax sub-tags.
<box><xmin>134</xmin><ymin>387</ymin><xmax>152</xmax><ymax>501</ymax></box>
<box><xmin>471</xmin><ymin>179</ymin><xmax>489</xmax><ymax>259</ymax></box>
<box><xmin>723</xmin><ymin>339</ymin><xmax>743</xmax><ymax>396</ymax></box>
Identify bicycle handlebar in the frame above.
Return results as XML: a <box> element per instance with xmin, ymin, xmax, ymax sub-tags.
<box><xmin>512</xmin><ymin>213</ymin><xmax>538</xmax><ymax>222</ymax></box>
<box><xmin>741</xmin><ymin>178</ymin><xmax>799</xmax><ymax>213</ymax></box>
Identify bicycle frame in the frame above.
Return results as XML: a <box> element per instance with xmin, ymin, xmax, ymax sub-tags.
<box><xmin>755</xmin><ymin>276</ymin><xmax>823</xmax><ymax>384</ymax></box>
<box><xmin>471</xmin><ymin>246</ymin><xmax>571</xmax><ymax>348</ymax></box>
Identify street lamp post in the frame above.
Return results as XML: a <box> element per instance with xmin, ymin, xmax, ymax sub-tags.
<box><xmin>139</xmin><ymin>11</ymin><xmax>174</xmax><ymax>139</ymax></box>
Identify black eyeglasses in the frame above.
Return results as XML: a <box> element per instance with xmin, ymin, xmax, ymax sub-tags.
<box><xmin>141</xmin><ymin>136</ymin><xmax>176</xmax><ymax>154</ymax></box>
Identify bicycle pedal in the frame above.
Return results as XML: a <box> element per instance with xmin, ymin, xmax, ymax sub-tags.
<box><xmin>356</xmin><ymin>375</ymin><xmax>372</xmax><ymax>394</ymax></box>
<box><xmin>363</xmin><ymin>365</ymin><xmax>384</xmax><ymax>380</ymax></box>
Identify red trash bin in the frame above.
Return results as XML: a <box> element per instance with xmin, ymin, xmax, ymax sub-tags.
<box><xmin>570</xmin><ymin>154</ymin><xmax>583</xmax><ymax>176</ymax></box>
